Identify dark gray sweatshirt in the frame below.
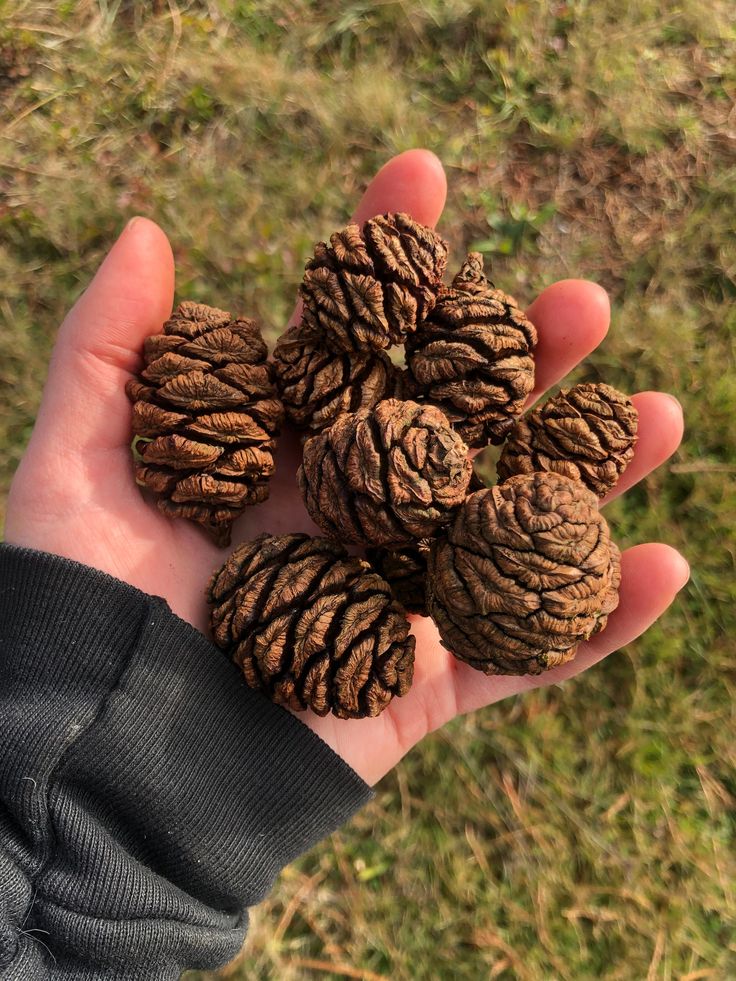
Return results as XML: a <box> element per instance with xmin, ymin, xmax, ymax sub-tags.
<box><xmin>0</xmin><ymin>544</ymin><xmax>372</xmax><ymax>979</ymax></box>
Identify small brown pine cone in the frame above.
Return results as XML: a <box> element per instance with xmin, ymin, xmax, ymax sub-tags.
<box><xmin>366</xmin><ymin>540</ymin><xmax>433</xmax><ymax>616</ymax></box>
<box><xmin>300</xmin><ymin>212</ymin><xmax>448</xmax><ymax>353</ymax></box>
<box><xmin>405</xmin><ymin>253</ymin><xmax>537</xmax><ymax>448</ymax></box>
<box><xmin>208</xmin><ymin>533</ymin><xmax>415</xmax><ymax>719</ymax></box>
<box><xmin>298</xmin><ymin>399</ymin><xmax>473</xmax><ymax>547</ymax></box>
<box><xmin>273</xmin><ymin>322</ymin><xmax>405</xmax><ymax>434</ymax></box>
<box><xmin>427</xmin><ymin>473</ymin><xmax>621</xmax><ymax>676</ymax></box>
<box><xmin>125</xmin><ymin>301</ymin><xmax>284</xmax><ymax>547</ymax></box>
<box><xmin>497</xmin><ymin>383</ymin><xmax>638</xmax><ymax>497</ymax></box>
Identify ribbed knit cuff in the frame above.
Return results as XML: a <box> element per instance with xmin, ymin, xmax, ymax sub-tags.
<box><xmin>0</xmin><ymin>544</ymin><xmax>373</xmax><ymax>978</ymax></box>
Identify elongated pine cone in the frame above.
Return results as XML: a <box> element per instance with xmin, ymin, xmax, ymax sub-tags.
<box><xmin>300</xmin><ymin>212</ymin><xmax>448</xmax><ymax>353</ymax></box>
<box><xmin>406</xmin><ymin>253</ymin><xmax>537</xmax><ymax>448</ymax></box>
<box><xmin>298</xmin><ymin>399</ymin><xmax>473</xmax><ymax>547</ymax></box>
<box><xmin>273</xmin><ymin>322</ymin><xmax>405</xmax><ymax>434</ymax></box>
<box><xmin>126</xmin><ymin>301</ymin><xmax>284</xmax><ymax>547</ymax></box>
<box><xmin>367</xmin><ymin>541</ymin><xmax>432</xmax><ymax>616</ymax></box>
<box><xmin>497</xmin><ymin>383</ymin><xmax>638</xmax><ymax>497</ymax></box>
<box><xmin>208</xmin><ymin>533</ymin><xmax>415</xmax><ymax>719</ymax></box>
<box><xmin>427</xmin><ymin>473</ymin><xmax>621</xmax><ymax>675</ymax></box>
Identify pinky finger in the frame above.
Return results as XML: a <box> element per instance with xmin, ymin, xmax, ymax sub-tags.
<box><xmin>453</xmin><ymin>542</ymin><xmax>690</xmax><ymax>712</ymax></box>
<box><xmin>526</xmin><ymin>542</ymin><xmax>690</xmax><ymax>687</ymax></box>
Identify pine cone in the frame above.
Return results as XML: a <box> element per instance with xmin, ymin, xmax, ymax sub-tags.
<box><xmin>300</xmin><ymin>212</ymin><xmax>448</xmax><ymax>353</ymax></box>
<box><xmin>427</xmin><ymin>473</ymin><xmax>621</xmax><ymax>675</ymax></box>
<box><xmin>208</xmin><ymin>533</ymin><xmax>415</xmax><ymax>719</ymax></box>
<box><xmin>298</xmin><ymin>399</ymin><xmax>473</xmax><ymax>547</ymax></box>
<box><xmin>366</xmin><ymin>540</ymin><xmax>432</xmax><ymax>616</ymax></box>
<box><xmin>497</xmin><ymin>383</ymin><xmax>638</xmax><ymax>497</ymax></box>
<box><xmin>406</xmin><ymin>253</ymin><xmax>537</xmax><ymax>448</ymax></box>
<box><xmin>273</xmin><ymin>322</ymin><xmax>405</xmax><ymax>434</ymax></box>
<box><xmin>125</xmin><ymin>301</ymin><xmax>284</xmax><ymax>547</ymax></box>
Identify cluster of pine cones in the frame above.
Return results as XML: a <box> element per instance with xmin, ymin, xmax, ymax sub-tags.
<box><xmin>126</xmin><ymin>213</ymin><xmax>638</xmax><ymax>720</ymax></box>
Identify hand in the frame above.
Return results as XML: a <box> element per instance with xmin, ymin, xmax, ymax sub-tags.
<box><xmin>5</xmin><ymin>150</ymin><xmax>688</xmax><ymax>786</ymax></box>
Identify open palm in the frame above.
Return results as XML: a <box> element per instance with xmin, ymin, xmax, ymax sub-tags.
<box><xmin>5</xmin><ymin>150</ymin><xmax>688</xmax><ymax>786</ymax></box>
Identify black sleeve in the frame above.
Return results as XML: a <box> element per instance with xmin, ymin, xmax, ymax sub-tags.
<box><xmin>0</xmin><ymin>544</ymin><xmax>373</xmax><ymax>980</ymax></box>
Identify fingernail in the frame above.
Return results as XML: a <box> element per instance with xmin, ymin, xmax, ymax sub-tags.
<box><xmin>125</xmin><ymin>216</ymin><xmax>142</xmax><ymax>231</ymax></box>
<box><xmin>675</xmin><ymin>553</ymin><xmax>690</xmax><ymax>589</ymax></box>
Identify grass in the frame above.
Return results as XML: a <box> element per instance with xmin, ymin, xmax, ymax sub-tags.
<box><xmin>1</xmin><ymin>1</ymin><xmax>735</xmax><ymax>977</ymax></box>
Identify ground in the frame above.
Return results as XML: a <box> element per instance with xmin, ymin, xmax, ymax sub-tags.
<box><xmin>1</xmin><ymin>2</ymin><xmax>734</xmax><ymax>978</ymax></box>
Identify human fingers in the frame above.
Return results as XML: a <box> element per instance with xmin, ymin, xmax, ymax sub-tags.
<box><xmin>525</xmin><ymin>279</ymin><xmax>611</xmax><ymax>405</ymax></box>
<box><xmin>452</xmin><ymin>543</ymin><xmax>690</xmax><ymax>715</ymax></box>
<box><xmin>600</xmin><ymin>392</ymin><xmax>684</xmax><ymax>505</ymax></box>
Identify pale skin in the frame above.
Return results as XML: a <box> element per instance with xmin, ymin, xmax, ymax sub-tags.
<box><xmin>5</xmin><ymin>149</ymin><xmax>689</xmax><ymax>787</ymax></box>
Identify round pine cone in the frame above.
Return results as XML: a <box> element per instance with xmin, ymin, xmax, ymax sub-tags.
<box><xmin>300</xmin><ymin>212</ymin><xmax>448</xmax><ymax>353</ymax></box>
<box><xmin>126</xmin><ymin>301</ymin><xmax>284</xmax><ymax>547</ymax></box>
<box><xmin>366</xmin><ymin>540</ymin><xmax>432</xmax><ymax>616</ymax></box>
<box><xmin>427</xmin><ymin>473</ymin><xmax>621</xmax><ymax>675</ymax></box>
<box><xmin>406</xmin><ymin>253</ymin><xmax>537</xmax><ymax>448</ymax></box>
<box><xmin>208</xmin><ymin>533</ymin><xmax>415</xmax><ymax>719</ymax></box>
<box><xmin>273</xmin><ymin>322</ymin><xmax>405</xmax><ymax>434</ymax></box>
<box><xmin>298</xmin><ymin>399</ymin><xmax>473</xmax><ymax>547</ymax></box>
<box><xmin>497</xmin><ymin>383</ymin><xmax>638</xmax><ymax>497</ymax></box>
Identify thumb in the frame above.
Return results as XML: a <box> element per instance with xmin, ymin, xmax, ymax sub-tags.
<box><xmin>33</xmin><ymin>217</ymin><xmax>175</xmax><ymax>456</ymax></box>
